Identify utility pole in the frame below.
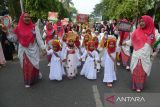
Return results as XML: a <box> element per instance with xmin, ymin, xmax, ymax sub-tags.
<box><xmin>135</xmin><ymin>0</ymin><xmax>139</xmax><ymax>28</ymax></box>
<box><xmin>20</xmin><ymin>0</ymin><xmax>24</xmax><ymax>13</ymax></box>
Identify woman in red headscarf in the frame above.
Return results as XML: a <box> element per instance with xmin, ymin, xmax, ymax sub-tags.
<box><xmin>43</xmin><ymin>21</ymin><xmax>56</xmax><ymax>46</ymax></box>
<box><xmin>124</xmin><ymin>15</ymin><xmax>156</xmax><ymax>92</ymax></box>
<box><xmin>6</xmin><ymin>12</ymin><xmax>46</xmax><ymax>88</ymax></box>
<box><xmin>53</xmin><ymin>19</ymin><xmax>64</xmax><ymax>38</ymax></box>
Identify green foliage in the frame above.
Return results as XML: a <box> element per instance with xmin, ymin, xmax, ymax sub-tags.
<box><xmin>0</xmin><ymin>0</ymin><xmax>76</xmax><ymax>21</ymax></box>
<box><xmin>93</xmin><ymin>0</ymin><xmax>160</xmax><ymax>22</ymax></box>
<box><xmin>24</xmin><ymin>0</ymin><xmax>58</xmax><ymax>19</ymax></box>
<box><xmin>23</xmin><ymin>0</ymin><xmax>76</xmax><ymax>20</ymax></box>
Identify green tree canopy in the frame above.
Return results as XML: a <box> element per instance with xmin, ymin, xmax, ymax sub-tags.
<box><xmin>93</xmin><ymin>0</ymin><xmax>160</xmax><ymax>22</ymax></box>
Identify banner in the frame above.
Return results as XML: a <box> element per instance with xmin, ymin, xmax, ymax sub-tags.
<box><xmin>48</xmin><ymin>12</ymin><xmax>58</xmax><ymax>24</ymax></box>
<box><xmin>76</xmin><ymin>14</ymin><xmax>88</xmax><ymax>23</ymax></box>
<box><xmin>61</xmin><ymin>18</ymin><xmax>69</xmax><ymax>25</ymax></box>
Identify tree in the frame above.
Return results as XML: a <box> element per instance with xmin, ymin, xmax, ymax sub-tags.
<box><xmin>0</xmin><ymin>0</ymin><xmax>21</xmax><ymax>21</ymax></box>
<box><xmin>93</xmin><ymin>0</ymin><xmax>160</xmax><ymax>22</ymax></box>
<box><xmin>23</xmin><ymin>0</ymin><xmax>71</xmax><ymax>20</ymax></box>
<box><xmin>61</xmin><ymin>0</ymin><xmax>74</xmax><ymax>9</ymax></box>
<box><xmin>93</xmin><ymin>2</ymin><xmax>105</xmax><ymax>16</ymax></box>
<box><xmin>61</xmin><ymin>0</ymin><xmax>77</xmax><ymax>20</ymax></box>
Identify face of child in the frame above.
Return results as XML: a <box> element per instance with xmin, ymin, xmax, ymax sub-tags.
<box><xmin>86</xmin><ymin>31</ymin><xmax>91</xmax><ymax>35</ymax></box>
<box><xmin>63</xmin><ymin>35</ymin><xmax>67</xmax><ymax>41</ymax></box>
<box><xmin>53</xmin><ymin>45</ymin><xmax>58</xmax><ymax>52</ymax></box>
<box><xmin>68</xmin><ymin>40</ymin><xmax>74</xmax><ymax>46</ymax></box>
<box><xmin>85</xmin><ymin>36</ymin><xmax>89</xmax><ymax>41</ymax></box>
<box><xmin>95</xmin><ymin>32</ymin><xmax>99</xmax><ymax>36</ymax></box>
<box><xmin>109</xmin><ymin>42</ymin><xmax>115</xmax><ymax>48</ymax></box>
<box><xmin>89</xmin><ymin>45</ymin><xmax>95</xmax><ymax>51</ymax></box>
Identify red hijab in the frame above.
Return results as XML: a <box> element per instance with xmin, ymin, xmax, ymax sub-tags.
<box><xmin>88</xmin><ymin>41</ymin><xmax>95</xmax><ymax>52</ymax></box>
<box><xmin>46</xmin><ymin>22</ymin><xmax>54</xmax><ymax>36</ymax></box>
<box><xmin>132</xmin><ymin>15</ymin><xmax>155</xmax><ymax>51</ymax></box>
<box><xmin>53</xmin><ymin>20</ymin><xmax>64</xmax><ymax>37</ymax></box>
<box><xmin>92</xmin><ymin>36</ymin><xmax>99</xmax><ymax>49</ymax></box>
<box><xmin>45</xmin><ymin>22</ymin><xmax>54</xmax><ymax>44</ymax></box>
<box><xmin>107</xmin><ymin>39</ymin><xmax>116</xmax><ymax>54</ymax></box>
<box><xmin>75</xmin><ymin>36</ymin><xmax>80</xmax><ymax>48</ymax></box>
<box><xmin>13</xmin><ymin>13</ymin><xmax>35</xmax><ymax>47</ymax></box>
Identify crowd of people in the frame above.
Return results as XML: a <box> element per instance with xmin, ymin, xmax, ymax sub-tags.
<box><xmin>1</xmin><ymin>12</ymin><xmax>160</xmax><ymax>93</ymax></box>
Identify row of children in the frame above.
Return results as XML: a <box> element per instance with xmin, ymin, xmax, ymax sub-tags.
<box><xmin>45</xmin><ymin>29</ymin><xmax>120</xmax><ymax>87</ymax></box>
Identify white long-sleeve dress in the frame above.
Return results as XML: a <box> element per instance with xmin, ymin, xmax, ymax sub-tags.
<box><xmin>63</xmin><ymin>47</ymin><xmax>80</xmax><ymax>78</ymax></box>
<box><xmin>47</xmin><ymin>49</ymin><xmax>65</xmax><ymax>81</ymax></box>
<box><xmin>101</xmin><ymin>49</ymin><xmax>117</xmax><ymax>83</ymax></box>
<box><xmin>80</xmin><ymin>50</ymin><xmax>99</xmax><ymax>79</ymax></box>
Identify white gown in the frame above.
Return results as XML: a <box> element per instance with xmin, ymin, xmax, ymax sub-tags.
<box><xmin>47</xmin><ymin>49</ymin><xmax>65</xmax><ymax>81</ymax></box>
<box><xmin>101</xmin><ymin>49</ymin><xmax>117</xmax><ymax>83</ymax></box>
<box><xmin>63</xmin><ymin>47</ymin><xmax>80</xmax><ymax>78</ymax></box>
<box><xmin>80</xmin><ymin>50</ymin><xmax>99</xmax><ymax>80</ymax></box>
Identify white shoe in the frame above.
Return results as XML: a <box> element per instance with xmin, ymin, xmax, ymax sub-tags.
<box><xmin>25</xmin><ymin>85</ymin><xmax>30</xmax><ymax>88</ymax></box>
<box><xmin>47</xmin><ymin>62</ymin><xmax>50</xmax><ymax>67</ymax></box>
<box><xmin>126</xmin><ymin>66</ymin><xmax>130</xmax><ymax>70</ymax></box>
<box><xmin>117</xmin><ymin>62</ymin><xmax>120</xmax><ymax>66</ymax></box>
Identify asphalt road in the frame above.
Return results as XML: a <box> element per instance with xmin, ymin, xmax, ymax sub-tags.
<box><xmin>0</xmin><ymin>55</ymin><xmax>160</xmax><ymax>107</ymax></box>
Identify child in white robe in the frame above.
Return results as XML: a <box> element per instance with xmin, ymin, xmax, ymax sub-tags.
<box><xmin>101</xmin><ymin>37</ymin><xmax>119</xmax><ymax>87</ymax></box>
<box><xmin>92</xmin><ymin>36</ymin><xmax>101</xmax><ymax>72</ymax></box>
<box><xmin>80</xmin><ymin>34</ymin><xmax>92</xmax><ymax>61</ymax></box>
<box><xmin>80</xmin><ymin>41</ymin><xmax>100</xmax><ymax>80</ymax></box>
<box><xmin>47</xmin><ymin>40</ymin><xmax>65</xmax><ymax>81</ymax></box>
<box><xmin>63</xmin><ymin>31</ymin><xmax>80</xmax><ymax>79</ymax></box>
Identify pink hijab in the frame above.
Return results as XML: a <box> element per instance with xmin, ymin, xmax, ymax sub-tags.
<box><xmin>132</xmin><ymin>15</ymin><xmax>155</xmax><ymax>51</ymax></box>
<box><xmin>46</xmin><ymin>22</ymin><xmax>53</xmax><ymax>35</ymax></box>
<box><xmin>45</xmin><ymin>22</ymin><xmax>54</xmax><ymax>44</ymax></box>
<box><xmin>53</xmin><ymin>20</ymin><xmax>64</xmax><ymax>37</ymax></box>
<box><xmin>13</xmin><ymin>13</ymin><xmax>35</xmax><ymax>47</ymax></box>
